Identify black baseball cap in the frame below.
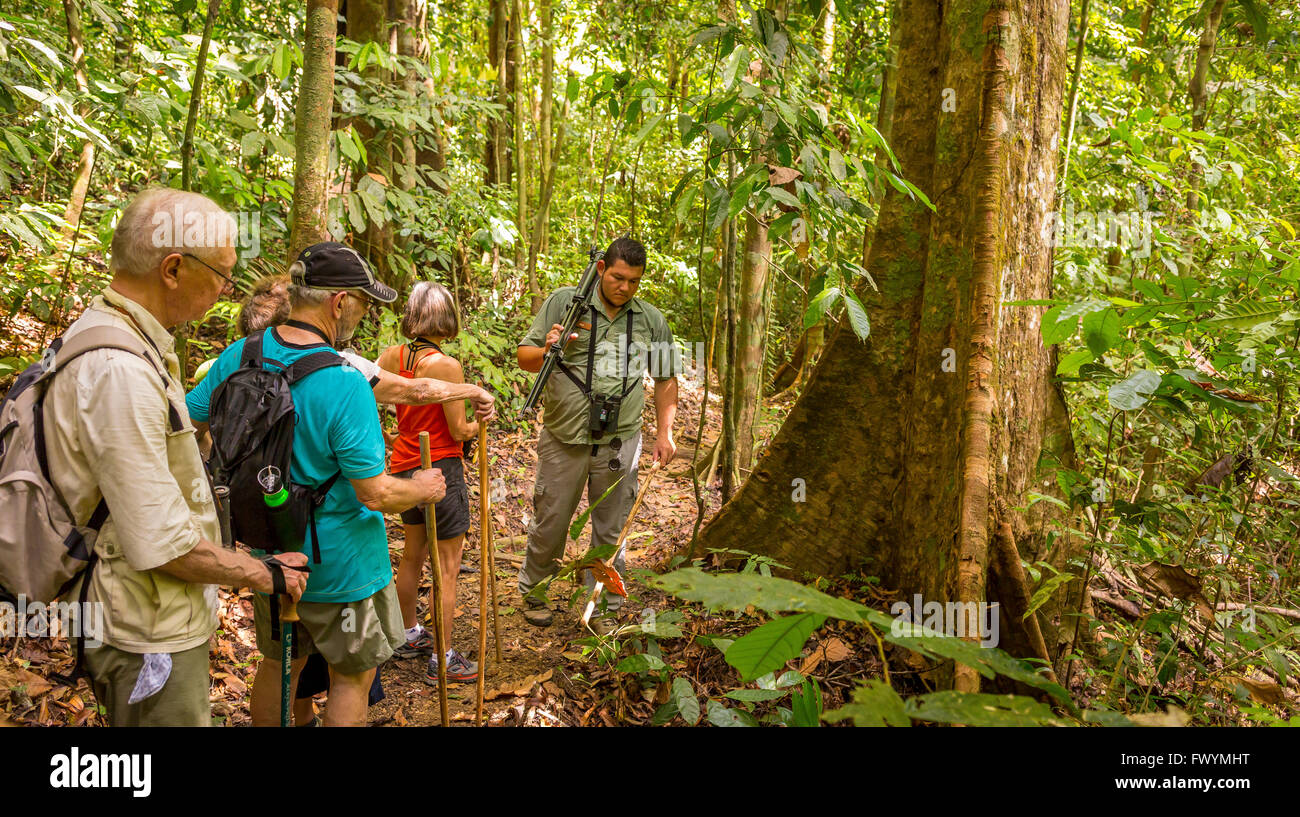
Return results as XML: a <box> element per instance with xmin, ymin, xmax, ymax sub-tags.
<box><xmin>289</xmin><ymin>242</ymin><xmax>397</xmax><ymax>303</ymax></box>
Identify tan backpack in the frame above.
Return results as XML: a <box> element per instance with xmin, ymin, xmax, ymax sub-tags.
<box><xmin>0</xmin><ymin>325</ymin><xmax>180</xmax><ymax>606</ymax></box>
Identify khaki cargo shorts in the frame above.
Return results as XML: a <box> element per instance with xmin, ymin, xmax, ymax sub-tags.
<box><xmin>253</xmin><ymin>581</ymin><xmax>403</xmax><ymax>676</ymax></box>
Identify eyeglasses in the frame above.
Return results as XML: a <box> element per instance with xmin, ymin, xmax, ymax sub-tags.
<box><xmin>181</xmin><ymin>252</ymin><xmax>239</xmax><ymax>293</ymax></box>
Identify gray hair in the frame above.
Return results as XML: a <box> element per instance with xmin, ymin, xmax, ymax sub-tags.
<box><xmin>288</xmin><ymin>283</ymin><xmax>340</xmax><ymax>310</ymax></box>
<box><xmin>400</xmin><ymin>281</ymin><xmax>459</xmax><ymax>340</ymax></box>
<box><xmin>109</xmin><ymin>187</ymin><xmax>236</xmax><ymax>278</ymax></box>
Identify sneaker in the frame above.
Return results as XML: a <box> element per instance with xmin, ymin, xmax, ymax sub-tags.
<box><xmin>392</xmin><ymin>630</ymin><xmax>436</xmax><ymax>659</ymax></box>
<box><xmin>426</xmin><ymin>650</ymin><xmax>478</xmax><ymax>685</ymax></box>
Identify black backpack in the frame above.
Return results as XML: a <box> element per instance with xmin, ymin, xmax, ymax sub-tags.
<box><xmin>207</xmin><ymin>330</ymin><xmax>346</xmax><ymax>562</ymax></box>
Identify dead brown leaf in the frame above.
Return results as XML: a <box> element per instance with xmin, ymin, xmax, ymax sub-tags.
<box><xmin>1233</xmin><ymin>676</ymin><xmax>1285</xmax><ymax>706</ymax></box>
<box><xmin>15</xmin><ymin>668</ymin><xmax>53</xmax><ymax>698</ymax></box>
<box><xmin>1135</xmin><ymin>562</ymin><xmax>1216</xmax><ymax>621</ymax></box>
<box><xmin>823</xmin><ymin>637</ymin><xmax>852</xmax><ymax>662</ymax></box>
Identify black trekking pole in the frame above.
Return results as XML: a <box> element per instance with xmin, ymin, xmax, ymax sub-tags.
<box><xmin>260</xmin><ymin>466</ymin><xmax>302</xmax><ymax>728</ymax></box>
<box><xmin>521</xmin><ymin>248</ymin><xmax>604</xmax><ymax>414</ymax></box>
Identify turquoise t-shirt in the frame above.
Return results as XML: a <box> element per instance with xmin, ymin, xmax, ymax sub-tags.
<box><xmin>186</xmin><ymin>328</ymin><xmax>389</xmax><ymax>604</ymax></box>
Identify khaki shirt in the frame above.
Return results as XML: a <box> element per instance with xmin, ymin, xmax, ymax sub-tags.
<box><xmin>521</xmin><ymin>286</ymin><xmax>680</xmax><ymax>446</ymax></box>
<box><xmin>46</xmin><ymin>288</ymin><xmax>219</xmax><ymax>653</ymax></box>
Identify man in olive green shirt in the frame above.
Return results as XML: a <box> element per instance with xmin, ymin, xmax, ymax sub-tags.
<box><xmin>517</xmin><ymin>237</ymin><xmax>679</xmax><ymax>629</ymax></box>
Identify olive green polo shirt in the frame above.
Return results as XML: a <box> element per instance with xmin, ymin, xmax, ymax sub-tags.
<box><xmin>521</xmin><ymin>286</ymin><xmax>680</xmax><ymax>446</ymax></box>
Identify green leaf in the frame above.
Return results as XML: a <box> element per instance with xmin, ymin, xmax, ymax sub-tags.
<box><xmin>1082</xmin><ymin>308</ymin><xmax>1120</xmax><ymax>357</ymax></box>
<box><xmin>823</xmin><ymin>679</ymin><xmax>910</xmax><ymax>727</ymax></box>
<box><xmin>616</xmin><ymin>653</ymin><xmax>666</xmax><ymax>673</ymax></box>
<box><xmin>672</xmin><ymin>677</ymin><xmax>700</xmax><ymax>725</ymax></box>
<box><xmin>569</xmin><ymin>477</ymin><xmax>624</xmax><ymax>540</ymax></box>
<box><xmin>789</xmin><ymin>679</ymin><xmax>822</xmax><ymax>727</ymax></box>
<box><xmin>905</xmin><ymin>691</ymin><xmax>1071</xmax><ymax>726</ymax></box>
<box><xmin>653</xmin><ymin>568</ymin><xmax>870</xmax><ymax>621</ymax></box>
<box><xmin>765</xmin><ymin>186</ymin><xmax>801</xmax><ymax>209</ymax></box>
<box><xmin>1159</xmin><ymin>114</ymin><xmax>1183</xmax><ymax>130</ymax></box>
<box><xmin>804</xmin><ymin>286</ymin><xmax>840</xmax><ymax>330</ymax></box>
<box><xmin>727</xmin><ymin>181</ymin><xmax>753</xmax><ymax>220</ymax></box>
<box><xmin>271</xmin><ymin>43</ymin><xmax>291</xmax><ymax>80</ymax></box>
<box><xmin>337</xmin><ymin>129</ymin><xmax>361</xmax><ymax>163</ymax></box>
<box><xmin>842</xmin><ymin>289</ymin><xmax>871</xmax><ymax>341</ymax></box>
<box><xmin>724</xmin><ymin>613</ymin><xmax>824</xmax><ymax>681</ymax></box>
<box><xmin>627</xmin><ymin>113</ymin><xmax>666</xmax><ymax>152</ymax></box>
<box><xmin>239</xmin><ymin>131</ymin><xmax>266</xmax><ymax>159</ymax></box>
<box><xmin>706</xmin><ymin>700</ymin><xmax>757</xmax><ymax>727</ymax></box>
<box><xmin>1056</xmin><ymin>348</ymin><xmax>1095</xmax><ymax>376</ymax></box>
<box><xmin>345</xmin><ymin>193</ymin><xmax>366</xmax><ymax>233</ymax></box>
<box><xmin>724</xmin><ymin>687</ymin><xmax>788</xmax><ymax>702</ymax></box>
<box><xmin>1108</xmin><ymin>369</ymin><xmax>1161</xmax><ymax>411</ymax></box>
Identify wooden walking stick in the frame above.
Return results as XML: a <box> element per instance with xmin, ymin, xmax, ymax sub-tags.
<box><xmin>420</xmin><ymin>432</ymin><xmax>449</xmax><ymax>728</ymax></box>
<box><xmin>476</xmin><ymin>423</ymin><xmax>490</xmax><ymax>725</ymax></box>
<box><xmin>581</xmin><ymin>460</ymin><xmax>662</xmax><ymax>629</ymax></box>
<box><xmin>478</xmin><ymin>424</ymin><xmax>502</xmax><ymax>672</ymax></box>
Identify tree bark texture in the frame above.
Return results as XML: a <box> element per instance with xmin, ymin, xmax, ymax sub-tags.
<box><xmin>288</xmin><ymin>0</ymin><xmax>341</xmax><ymax>262</ymax></box>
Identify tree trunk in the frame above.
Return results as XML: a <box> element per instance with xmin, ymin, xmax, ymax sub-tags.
<box><xmin>60</xmin><ymin>0</ymin><xmax>95</xmax><ymax>241</ymax></box>
<box><xmin>699</xmin><ymin>0</ymin><xmax>1077</xmax><ymax>686</ymax></box>
<box><xmin>731</xmin><ymin>211</ymin><xmax>770</xmax><ymax>471</ymax></box>
<box><xmin>537</xmin><ymin>0</ymin><xmax>553</xmax><ymax>260</ymax></box>
<box><xmin>1185</xmin><ymin>0</ymin><xmax>1227</xmax><ymax>210</ymax></box>
<box><xmin>1058</xmin><ymin>0</ymin><xmax>1091</xmax><ymax>188</ymax></box>
<box><xmin>181</xmin><ymin>0</ymin><xmax>222</xmax><ymax>192</ymax></box>
<box><xmin>288</xmin><ymin>0</ymin><xmax>340</xmax><ymax>262</ymax></box>
<box><xmin>485</xmin><ymin>0</ymin><xmax>510</xmax><ymax>186</ymax></box>
<box><xmin>347</xmin><ymin>0</ymin><xmax>396</xmax><ymax>286</ymax></box>
<box><xmin>511</xmin><ymin>0</ymin><xmax>528</xmax><ymax>268</ymax></box>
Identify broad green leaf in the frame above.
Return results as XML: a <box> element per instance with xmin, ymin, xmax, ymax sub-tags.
<box><xmin>823</xmin><ymin>679</ymin><xmax>910</xmax><ymax>727</ymax></box>
<box><xmin>804</xmin><ymin>286</ymin><xmax>840</xmax><ymax>330</ymax></box>
<box><xmin>617</xmin><ymin>653</ymin><xmax>666</xmax><ymax>673</ymax></box>
<box><xmin>905</xmin><ymin>691</ymin><xmax>1070</xmax><ymax>726</ymax></box>
<box><xmin>1108</xmin><ymin>369</ymin><xmax>1161</xmax><ymax>411</ymax></box>
<box><xmin>672</xmin><ymin>677</ymin><xmax>700</xmax><ymax>725</ymax></box>
<box><xmin>828</xmin><ymin>149</ymin><xmax>846</xmax><ymax>181</ymax></box>
<box><xmin>1082</xmin><ymin>308</ymin><xmax>1120</xmax><ymax>357</ymax></box>
<box><xmin>724</xmin><ymin>687</ymin><xmax>787</xmax><ymax>702</ymax></box>
<box><xmin>653</xmin><ymin>568</ymin><xmax>869</xmax><ymax>621</ymax></box>
<box><xmin>724</xmin><ymin>612</ymin><xmax>825</xmax><ymax>681</ymax></box>
<box><xmin>337</xmin><ymin>129</ymin><xmax>361</xmax><ymax>163</ymax></box>
<box><xmin>271</xmin><ymin>43</ymin><xmax>291</xmax><ymax>80</ymax></box>
<box><xmin>1056</xmin><ymin>348</ymin><xmax>1094</xmax><ymax>376</ymax></box>
<box><xmin>706</xmin><ymin>700</ymin><xmax>757</xmax><ymax>727</ymax></box>
<box><xmin>628</xmin><ymin>113</ymin><xmax>666</xmax><ymax>152</ymax></box>
<box><xmin>842</xmin><ymin>288</ymin><xmax>871</xmax><ymax>341</ymax></box>
<box><xmin>239</xmin><ymin>131</ymin><xmax>266</xmax><ymax>159</ymax></box>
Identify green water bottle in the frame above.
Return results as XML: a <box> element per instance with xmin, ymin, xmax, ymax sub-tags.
<box><xmin>258</xmin><ymin>466</ymin><xmax>302</xmax><ymax>552</ymax></box>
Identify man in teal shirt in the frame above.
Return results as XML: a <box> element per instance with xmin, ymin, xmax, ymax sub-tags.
<box><xmin>516</xmin><ymin>237</ymin><xmax>680</xmax><ymax>631</ymax></box>
<box><xmin>188</xmin><ymin>242</ymin><xmax>445</xmax><ymax>726</ymax></box>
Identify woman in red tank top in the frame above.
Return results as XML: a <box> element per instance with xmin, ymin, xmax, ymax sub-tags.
<box><xmin>378</xmin><ymin>282</ymin><xmax>480</xmax><ymax>682</ymax></box>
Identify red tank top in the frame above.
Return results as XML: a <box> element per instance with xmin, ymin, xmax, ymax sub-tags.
<box><xmin>389</xmin><ymin>341</ymin><xmax>462</xmax><ymax>471</ymax></box>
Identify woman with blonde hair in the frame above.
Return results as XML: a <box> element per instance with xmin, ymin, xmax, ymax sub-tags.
<box><xmin>378</xmin><ymin>281</ymin><xmax>479</xmax><ymax>684</ymax></box>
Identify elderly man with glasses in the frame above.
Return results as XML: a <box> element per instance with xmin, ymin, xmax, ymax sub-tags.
<box><xmin>40</xmin><ymin>187</ymin><xmax>310</xmax><ymax>726</ymax></box>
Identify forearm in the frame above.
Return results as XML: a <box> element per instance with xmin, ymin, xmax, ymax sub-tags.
<box><xmin>654</xmin><ymin>379</ymin><xmax>679</xmax><ymax>437</ymax></box>
<box><xmin>518</xmin><ymin>345</ymin><xmax>545</xmax><ymax>373</ymax></box>
<box><xmin>156</xmin><ymin>537</ymin><xmax>269</xmax><ymax>592</ymax></box>
<box><xmin>357</xmin><ymin>473</ymin><xmax>436</xmax><ymax>513</ymax></box>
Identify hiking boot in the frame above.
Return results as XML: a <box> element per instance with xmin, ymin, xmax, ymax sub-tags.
<box><xmin>392</xmin><ymin>629</ymin><xmax>435</xmax><ymax>659</ymax></box>
<box><xmin>522</xmin><ymin>595</ymin><xmax>553</xmax><ymax>627</ymax></box>
<box><xmin>425</xmin><ymin>650</ymin><xmax>478</xmax><ymax>685</ymax></box>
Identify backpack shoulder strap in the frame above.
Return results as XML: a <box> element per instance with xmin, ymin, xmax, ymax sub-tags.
<box><xmin>53</xmin><ymin>325</ymin><xmax>155</xmax><ymax>373</ymax></box>
<box><xmin>46</xmin><ymin>325</ymin><xmax>184</xmax><ymax>433</ymax></box>
<box><xmin>283</xmin><ymin>349</ymin><xmax>346</xmax><ymax>385</ymax></box>
<box><xmin>241</xmin><ymin>330</ymin><xmax>267</xmax><ymax>368</ymax></box>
